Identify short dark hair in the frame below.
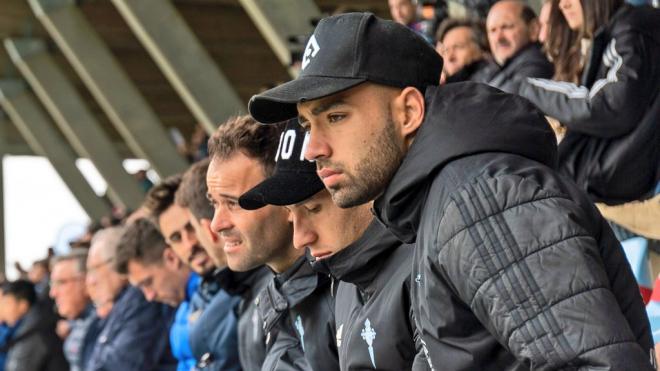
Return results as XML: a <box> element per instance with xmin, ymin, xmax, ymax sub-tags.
<box><xmin>520</xmin><ymin>3</ymin><xmax>537</xmax><ymax>24</ymax></box>
<box><xmin>175</xmin><ymin>158</ymin><xmax>213</xmax><ymax>221</ymax></box>
<box><xmin>115</xmin><ymin>218</ymin><xmax>168</xmax><ymax>274</ymax></box>
<box><xmin>2</xmin><ymin>280</ymin><xmax>37</xmax><ymax>306</ymax></box>
<box><xmin>143</xmin><ymin>174</ymin><xmax>182</xmax><ymax>223</ymax></box>
<box><xmin>436</xmin><ymin>18</ymin><xmax>489</xmax><ymax>53</ymax></box>
<box><xmin>207</xmin><ymin>115</ymin><xmax>285</xmax><ymax>177</ymax></box>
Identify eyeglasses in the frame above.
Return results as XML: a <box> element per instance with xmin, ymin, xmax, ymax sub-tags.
<box><xmin>86</xmin><ymin>258</ymin><xmax>115</xmax><ymax>274</ymax></box>
<box><xmin>50</xmin><ymin>276</ymin><xmax>84</xmax><ymax>288</ymax></box>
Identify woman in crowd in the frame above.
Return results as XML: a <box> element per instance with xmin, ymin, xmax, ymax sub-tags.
<box><xmin>519</xmin><ymin>0</ymin><xmax>660</xmax><ymax>205</ymax></box>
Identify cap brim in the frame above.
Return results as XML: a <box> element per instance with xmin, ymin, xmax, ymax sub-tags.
<box><xmin>239</xmin><ymin>170</ymin><xmax>325</xmax><ymax>210</ymax></box>
<box><xmin>249</xmin><ymin>76</ymin><xmax>367</xmax><ymax>124</ymax></box>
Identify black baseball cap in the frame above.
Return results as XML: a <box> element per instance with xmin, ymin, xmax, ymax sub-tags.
<box><xmin>238</xmin><ymin>120</ymin><xmax>324</xmax><ymax>210</ymax></box>
<box><xmin>248</xmin><ymin>12</ymin><xmax>443</xmax><ymax>124</ymax></box>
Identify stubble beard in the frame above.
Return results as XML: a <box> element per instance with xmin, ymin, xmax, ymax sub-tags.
<box><xmin>329</xmin><ymin>115</ymin><xmax>404</xmax><ymax>208</ymax></box>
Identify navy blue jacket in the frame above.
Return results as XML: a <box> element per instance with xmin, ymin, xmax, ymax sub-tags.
<box><xmin>87</xmin><ymin>286</ymin><xmax>177</xmax><ymax>371</ymax></box>
<box><xmin>189</xmin><ymin>268</ymin><xmax>242</xmax><ymax>371</ymax></box>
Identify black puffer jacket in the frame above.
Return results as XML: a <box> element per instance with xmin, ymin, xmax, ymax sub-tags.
<box><xmin>258</xmin><ymin>256</ymin><xmax>338</xmax><ymax>371</ymax></box>
<box><xmin>219</xmin><ymin>266</ymin><xmax>272</xmax><ymax>371</ymax></box>
<box><xmin>374</xmin><ymin>82</ymin><xmax>654</xmax><ymax>370</ymax></box>
<box><xmin>520</xmin><ymin>5</ymin><xmax>660</xmax><ymax>205</ymax></box>
<box><xmin>312</xmin><ymin>220</ymin><xmax>427</xmax><ymax>371</ymax></box>
<box><xmin>473</xmin><ymin>42</ymin><xmax>553</xmax><ymax>94</ymax></box>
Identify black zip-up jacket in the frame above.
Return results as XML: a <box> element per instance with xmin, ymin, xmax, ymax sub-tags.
<box><xmin>520</xmin><ymin>5</ymin><xmax>660</xmax><ymax>205</ymax></box>
<box><xmin>258</xmin><ymin>255</ymin><xmax>338</xmax><ymax>371</ymax></box>
<box><xmin>312</xmin><ymin>220</ymin><xmax>427</xmax><ymax>371</ymax></box>
<box><xmin>473</xmin><ymin>42</ymin><xmax>553</xmax><ymax>94</ymax></box>
<box><xmin>219</xmin><ymin>266</ymin><xmax>272</xmax><ymax>371</ymax></box>
<box><xmin>374</xmin><ymin>82</ymin><xmax>654</xmax><ymax>370</ymax></box>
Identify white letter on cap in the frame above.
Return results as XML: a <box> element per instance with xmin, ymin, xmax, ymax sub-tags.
<box><xmin>275</xmin><ymin>132</ymin><xmax>285</xmax><ymax>162</ymax></box>
<box><xmin>280</xmin><ymin>130</ymin><xmax>296</xmax><ymax>160</ymax></box>
<box><xmin>300</xmin><ymin>132</ymin><xmax>311</xmax><ymax>161</ymax></box>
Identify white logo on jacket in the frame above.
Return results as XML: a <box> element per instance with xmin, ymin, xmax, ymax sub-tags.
<box><xmin>361</xmin><ymin>319</ymin><xmax>377</xmax><ymax>368</ymax></box>
<box><xmin>295</xmin><ymin>315</ymin><xmax>305</xmax><ymax>352</ymax></box>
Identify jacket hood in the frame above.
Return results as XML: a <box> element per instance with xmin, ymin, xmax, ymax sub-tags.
<box><xmin>258</xmin><ymin>255</ymin><xmax>329</xmax><ymax>332</ymax></box>
<box><xmin>374</xmin><ymin>82</ymin><xmax>557</xmax><ymax>243</ymax></box>
<box><xmin>311</xmin><ymin>220</ymin><xmax>400</xmax><ymax>293</ymax></box>
<box><xmin>609</xmin><ymin>5</ymin><xmax>660</xmax><ymax>45</ymax></box>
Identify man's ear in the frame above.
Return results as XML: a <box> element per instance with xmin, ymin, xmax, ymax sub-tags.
<box><xmin>393</xmin><ymin>87</ymin><xmax>425</xmax><ymax>147</ymax></box>
<box><xmin>200</xmin><ymin>219</ymin><xmax>219</xmax><ymax>243</ymax></box>
<box><xmin>163</xmin><ymin>247</ymin><xmax>181</xmax><ymax>269</ymax></box>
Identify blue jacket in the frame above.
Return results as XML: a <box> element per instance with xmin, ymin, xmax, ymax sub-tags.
<box><xmin>87</xmin><ymin>286</ymin><xmax>177</xmax><ymax>371</ymax></box>
<box><xmin>189</xmin><ymin>268</ymin><xmax>242</xmax><ymax>371</ymax></box>
<box><xmin>170</xmin><ymin>273</ymin><xmax>200</xmax><ymax>371</ymax></box>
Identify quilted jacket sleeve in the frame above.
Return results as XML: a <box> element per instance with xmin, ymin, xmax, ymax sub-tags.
<box><xmin>437</xmin><ymin>173</ymin><xmax>654</xmax><ymax>370</ymax></box>
<box><xmin>519</xmin><ymin>31</ymin><xmax>655</xmax><ymax>139</ymax></box>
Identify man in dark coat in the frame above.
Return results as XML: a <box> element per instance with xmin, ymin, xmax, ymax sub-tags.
<box><xmin>248</xmin><ymin>12</ymin><xmax>655</xmax><ymax>370</ymax></box>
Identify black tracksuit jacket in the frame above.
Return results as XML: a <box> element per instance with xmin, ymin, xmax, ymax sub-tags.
<box><xmin>258</xmin><ymin>255</ymin><xmax>338</xmax><ymax>371</ymax></box>
<box><xmin>374</xmin><ymin>82</ymin><xmax>654</xmax><ymax>370</ymax></box>
<box><xmin>312</xmin><ymin>221</ymin><xmax>427</xmax><ymax>371</ymax></box>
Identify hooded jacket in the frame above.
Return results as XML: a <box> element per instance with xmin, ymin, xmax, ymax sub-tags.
<box><xmin>473</xmin><ymin>42</ymin><xmax>553</xmax><ymax>94</ymax></box>
<box><xmin>219</xmin><ymin>266</ymin><xmax>272</xmax><ymax>371</ymax></box>
<box><xmin>258</xmin><ymin>255</ymin><xmax>338</xmax><ymax>371</ymax></box>
<box><xmin>374</xmin><ymin>82</ymin><xmax>654</xmax><ymax>370</ymax></box>
<box><xmin>520</xmin><ymin>5</ymin><xmax>660</xmax><ymax>204</ymax></box>
<box><xmin>189</xmin><ymin>268</ymin><xmax>241</xmax><ymax>371</ymax></box>
<box><xmin>313</xmin><ymin>220</ymin><xmax>426</xmax><ymax>371</ymax></box>
<box><xmin>87</xmin><ymin>285</ymin><xmax>176</xmax><ymax>371</ymax></box>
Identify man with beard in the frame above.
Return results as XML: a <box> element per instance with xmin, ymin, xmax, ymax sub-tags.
<box><xmin>174</xmin><ymin>158</ymin><xmax>243</xmax><ymax>371</ymax></box>
<box><xmin>239</xmin><ymin>119</ymin><xmax>424</xmax><ymax>370</ymax></box>
<box><xmin>207</xmin><ymin>115</ymin><xmax>317</xmax><ymax>370</ymax></box>
<box><xmin>238</xmin><ymin>120</ymin><xmax>339</xmax><ymax>371</ymax></box>
<box><xmin>247</xmin><ymin>12</ymin><xmax>655</xmax><ymax>370</ymax></box>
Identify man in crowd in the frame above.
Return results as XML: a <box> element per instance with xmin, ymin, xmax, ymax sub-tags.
<box><xmin>206</xmin><ymin>115</ymin><xmax>307</xmax><ymax>369</ymax></box>
<box><xmin>435</xmin><ymin>18</ymin><xmax>489</xmax><ymax>83</ymax></box>
<box><xmin>50</xmin><ymin>250</ymin><xmax>100</xmax><ymax>371</ymax></box>
<box><xmin>238</xmin><ymin>120</ymin><xmax>339</xmax><ymax>370</ymax></box>
<box><xmin>474</xmin><ymin>0</ymin><xmax>553</xmax><ymax>93</ymax></box>
<box><xmin>116</xmin><ymin>218</ymin><xmax>191</xmax><ymax>371</ymax></box>
<box><xmin>248</xmin><ymin>12</ymin><xmax>654</xmax><ymax>370</ymax></box>
<box><xmin>0</xmin><ymin>280</ymin><xmax>67</xmax><ymax>371</ymax></box>
<box><xmin>175</xmin><ymin>158</ymin><xmax>242</xmax><ymax>371</ymax></box>
<box><xmin>388</xmin><ymin>0</ymin><xmax>433</xmax><ymax>43</ymax></box>
<box><xmin>239</xmin><ymin>119</ymin><xmax>424</xmax><ymax>369</ymax></box>
<box><xmin>87</xmin><ymin>226</ymin><xmax>176</xmax><ymax>370</ymax></box>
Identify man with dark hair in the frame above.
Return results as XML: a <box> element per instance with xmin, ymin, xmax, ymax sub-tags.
<box><xmin>206</xmin><ymin>115</ymin><xmax>302</xmax><ymax>370</ymax></box>
<box><xmin>474</xmin><ymin>0</ymin><xmax>553</xmax><ymax>93</ymax></box>
<box><xmin>86</xmin><ymin>226</ymin><xmax>177</xmax><ymax>371</ymax></box>
<box><xmin>173</xmin><ymin>161</ymin><xmax>242</xmax><ymax>371</ymax></box>
<box><xmin>0</xmin><ymin>280</ymin><xmax>68</xmax><ymax>371</ymax></box>
<box><xmin>248</xmin><ymin>12</ymin><xmax>654</xmax><ymax>370</ymax></box>
<box><xmin>115</xmin><ymin>218</ymin><xmax>189</xmax><ymax>371</ymax></box>
<box><xmin>50</xmin><ymin>250</ymin><xmax>100</xmax><ymax>371</ymax></box>
<box><xmin>238</xmin><ymin>120</ymin><xmax>339</xmax><ymax>370</ymax></box>
<box><xmin>435</xmin><ymin>17</ymin><xmax>490</xmax><ymax>83</ymax></box>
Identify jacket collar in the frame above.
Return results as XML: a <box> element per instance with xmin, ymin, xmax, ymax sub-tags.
<box><xmin>311</xmin><ymin>220</ymin><xmax>399</xmax><ymax>294</ymax></box>
<box><xmin>374</xmin><ymin>83</ymin><xmax>557</xmax><ymax>243</ymax></box>
<box><xmin>217</xmin><ymin>266</ymin><xmax>270</xmax><ymax>296</ymax></box>
<box><xmin>258</xmin><ymin>255</ymin><xmax>329</xmax><ymax>332</ymax></box>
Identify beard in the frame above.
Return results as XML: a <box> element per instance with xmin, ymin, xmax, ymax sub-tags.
<box><xmin>323</xmin><ymin>113</ymin><xmax>405</xmax><ymax>208</ymax></box>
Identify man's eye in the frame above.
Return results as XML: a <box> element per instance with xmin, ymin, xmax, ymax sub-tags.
<box><xmin>328</xmin><ymin>114</ymin><xmax>345</xmax><ymax>123</ymax></box>
<box><xmin>305</xmin><ymin>205</ymin><xmax>321</xmax><ymax>213</ymax></box>
<box><xmin>169</xmin><ymin>233</ymin><xmax>182</xmax><ymax>243</ymax></box>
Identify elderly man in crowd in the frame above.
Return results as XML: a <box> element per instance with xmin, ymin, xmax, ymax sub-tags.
<box><xmin>50</xmin><ymin>250</ymin><xmax>100</xmax><ymax>371</ymax></box>
<box><xmin>86</xmin><ymin>226</ymin><xmax>176</xmax><ymax>371</ymax></box>
<box><xmin>474</xmin><ymin>0</ymin><xmax>553</xmax><ymax>93</ymax></box>
<box><xmin>435</xmin><ymin>17</ymin><xmax>490</xmax><ymax>83</ymax></box>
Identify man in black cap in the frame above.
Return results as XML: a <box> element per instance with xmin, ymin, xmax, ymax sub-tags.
<box><xmin>238</xmin><ymin>119</ymin><xmax>338</xmax><ymax>371</ymax></box>
<box><xmin>248</xmin><ymin>12</ymin><xmax>655</xmax><ymax>370</ymax></box>
<box><xmin>239</xmin><ymin>120</ymin><xmax>426</xmax><ymax>370</ymax></box>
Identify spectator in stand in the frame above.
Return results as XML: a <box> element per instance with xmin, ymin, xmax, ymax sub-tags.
<box><xmin>474</xmin><ymin>0</ymin><xmax>554</xmax><ymax>93</ymax></box>
<box><xmin>436</xmin><ymin>18</ymin><xmax>490</xmax><ymax>83</ymax></box>
<box><xmin>175</xmin><ymin>159</ymin><xmax>242</xmax><ymax>371</ymax></box>
<box><xmin>50</xmin><ymin>250</ymin><xmax>100</xmax><ymax>371</ymax></box>
<box><xmin>115</xmin><ymin>218</ymin><xmax>193</xmax><ymax>371</ymax></box>
<box><xmin>87</xmin><ymin>226</ymin><xmax>177</xmax><ymax>371</ymax></box>
<box><xmin>519</xmin><ymin>0</ymin><xmax>660</xmax><ymax>205</ymax></box>
<box><xmin>388</xmin><ymin>0</ymin><xmax>434</xmax><ymax>42</ymax></box>
<box><xmin>27</xmin><ymin>260</ymin><xmax>49</xmax><ymax>301</ymax></box>
<box><xmin>538</xmin><ymin>0</ymin><xmax>552</xmax><ymax>43</ymax></box>
<box><xmin>0</xmin><ymin>280</ymin><xmax>68</xmax><ymax>371</ymax></box>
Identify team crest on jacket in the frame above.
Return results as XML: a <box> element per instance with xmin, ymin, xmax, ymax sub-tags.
<box><xmin>361</xmin><ymin>319</ymin><xmax>377</xmax><ymax>368</ymax></box>
<box><xmin>336</xmin><ymin>324</ymin><xmax>343</xmax><ymax>348</ymax></box>
<box><xmin>295</xmin><ymin>315</ymin><xmax>305</xmax><ymax>351</ymax></box>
